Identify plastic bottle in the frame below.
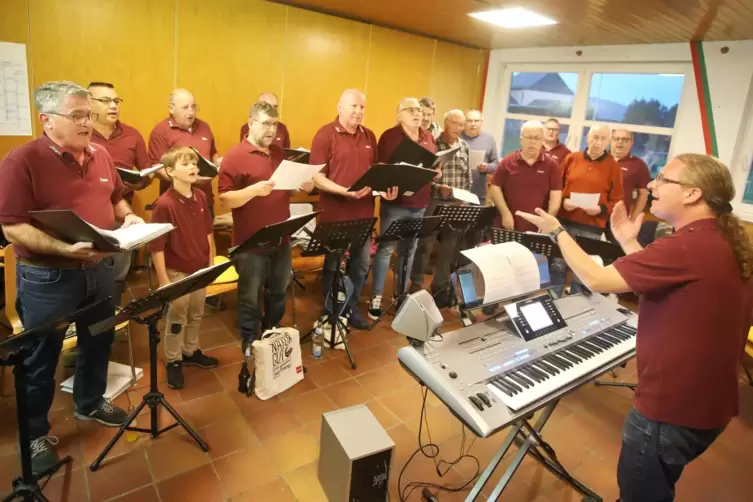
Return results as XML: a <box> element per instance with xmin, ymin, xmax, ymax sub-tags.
<box><xmin>312</xmin><ymin>322</ymin><xmax>324</xmax><ymax>359</ymax></box>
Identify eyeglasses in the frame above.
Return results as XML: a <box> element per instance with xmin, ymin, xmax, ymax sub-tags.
<box><xmin>545</xmin><ymin>127</ymin><xmax>559</xmax><ymax>132</ymax></box>
<box><xmin>253</xmin><ymin>119</ymin><xmax>279</xmax><ymax>130</ymax></box>
<box><xmin>521</xmin><ymin>135</ymin><xmax>543</xmax><ymax>142</ymax></box>
<box><xmin>655</xmin><ymin>173</ymin><xmax>684</xmax><ymax>186</ymax></box>
<box><xmin>400</xmin><ymin>107</ymin><xmax>422</xmax><ymax>114</ymax></box>
<box><xmin>176</xmin><ymin>104</ymin><xmax>199</xmax><ymax>112</ymax></box>
<box><xmin>612</xmin><ymin>137</ymin><xmax>632</xmax><ymax>143</ymax></box>
<box><xmin>46</xmin><ymin>111</ymin><xmax>92</xmax><ymax>125</ymax></box>
<box><xmin>91</xmin><ymin>97</ymin><xmax>123</xmax><ymax>106</ymax></box>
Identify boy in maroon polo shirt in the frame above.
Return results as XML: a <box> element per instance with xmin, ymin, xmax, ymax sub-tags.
<box><xmin>517</xmin><ymin>153</ymin><xmax>753</xmax><ymax>502</ymax></box>
<box><xmin>148</xmin><ymin>147</ymin><xmax>218</xmax><ymax>389</ymax></box>
<box><xmin>219</xmin><ymin>101</ymin><xmax>313</xmax><ymax>348</ymax></box>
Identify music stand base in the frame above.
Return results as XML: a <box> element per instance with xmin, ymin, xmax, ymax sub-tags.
<box><xmin>89</xmin><ymin>313</ymin><xmax>208</xmax><ymax>472</ymax></box>
<box><xmin>594</xmin><ymin>380</ymin><xmax>637</xmax><ymax>391</ymax></box>
<box><xmin>3</xmin><ymin>455</ymin><xmax>71</xmax><ymax>502</ymax></box>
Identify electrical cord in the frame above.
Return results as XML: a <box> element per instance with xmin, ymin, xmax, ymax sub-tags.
<box><xmin>397</xmin><ymin>386</ymin><xmax>480</xmax><ymax>501</ymax></box>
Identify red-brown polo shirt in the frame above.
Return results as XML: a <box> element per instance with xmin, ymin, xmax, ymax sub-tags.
<box><xmin>148</xmin><ymin>117</ymin><xmax>218</xmax><ymax>203</ymax></box>
<box><xmin>377</xmin><ymin>124</ymin><xmax>436</xmax><ymax>209</ymax></box>
<box><xmin>148</xmin><ymin>187</ymin><xmax>212</xmax><ymax>274</ymax></box>
<box><xmin>542</xmin><ymin>142</ymin><xmax>570</xmax><ymax>167</ymax></box>
<box><xmin>218</xmin><ymin>141</ymin><xmax>291</xmax><ymax>248</ymax></box>
<box><xmin>310</xmin><ymin>119</ymin><xmax>377</xmax><ymax>222</ymax></box>
<box><xmin>613</xmin><ymin>218</ymin><xmax>753</xmax><ymax>429</ymax></box>
<box><xmin>558</xmin><ymin>151</ymin><xmax>624</xmax><ymax>229</ymax></box>
<box><xmin>491</xmin><ymin>151</ymin><xmax>562</xmax><ymax>232</ymax></box>
<box><xmin>239</xmin><ymin>121</ymin><xmax>291</xmax><ymax>149</ymax></box>
<box><xmin>615</xmin><ymin>153</ymin><xmax>651</xmax><ymax>214</ymax></box>
<box><xmin>90</xmin><ymin>120</ymin><xmax>150</xmax><ymax>200</ymax></box>
<box><xmin>0</xmin><ymin>134</ymin><xmax>124</xmax><ymax>263</ymax></box>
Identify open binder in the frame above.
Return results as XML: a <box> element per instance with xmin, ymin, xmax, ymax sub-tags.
<box><xmin>348</xmin><ymin>164</ymin><xmax>436</xmax><ymax>195</ymax></box>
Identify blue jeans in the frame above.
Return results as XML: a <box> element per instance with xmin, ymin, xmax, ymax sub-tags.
<box><xmin>550</xmin><ymin>221</ymin><xmax>604</xmax><ymax>297</ymax></box>
<box><xmin>16</xmin><ymin>258</ymin><xmax>116</xmax><ymax>439</ymax></box>
<box><xmin>323</xmin><ymin>238</ymin><xmax>371</xmax><ymax>311</ymax></box>
<box><xmin>371</xmin><ymin>205</ymin><xmax>425</xmax><ymax>297</ymax></box>
<box><xmin>236</xmin><ymin>244</ymin><xmax>292</xmax><ymax>343</ymax></box>
<box><xmin>617</xmin><ymin>408</ymin><xmax>724</xmax><ymax>502</ymax></box>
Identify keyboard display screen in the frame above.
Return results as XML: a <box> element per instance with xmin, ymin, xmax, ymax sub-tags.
<box><xmin>520</xmin><ymin>302</ymin><xmax>554</xmax><ymax>331</ymax></box>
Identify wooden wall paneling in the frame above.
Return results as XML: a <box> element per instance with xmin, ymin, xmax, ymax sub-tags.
<box><xmin>0</xmin><ymin>0</ymin><xmax>32</xmax><ymax>158</ymax></box>
<box><xmin>363</xmin><ymin>26</ymin><xmax>434</xmax><ymax>138</ymax></box>
<box><xmin>429</xmin><ymin>41</ymin><xmax>485</xmax><ymax>122</ymax></box>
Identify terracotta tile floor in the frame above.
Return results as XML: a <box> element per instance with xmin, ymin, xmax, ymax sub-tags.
<box><xmin>2</xmin><ymin>267</ymin><xmax>753</xmax><ymax>501</ymax></box>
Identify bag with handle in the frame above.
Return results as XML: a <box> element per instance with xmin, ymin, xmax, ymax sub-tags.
<box><xmin>252</xmin><ymin>327</ymin><xmax>304</xmax><ymax>400</ymax></box>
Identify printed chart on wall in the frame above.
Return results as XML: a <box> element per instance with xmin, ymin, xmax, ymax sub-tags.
<box><xmin>0</xmin><ymin>42</ymin><xmax>32</xmax><ymax>136</ymax></box>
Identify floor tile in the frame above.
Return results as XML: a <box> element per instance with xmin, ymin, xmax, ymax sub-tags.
<box><xmin>287</xmin><ymin>388</ymin><xmax>339</xmax><ymax>424</ymax></box>
<box><xmin>243</xmin><ymin>400</ymin><xmax>302</xmax><ymax>440</ymax></box>
<box><xmin>304</xmin><ymin>359</ymin><xmax>353</xmax><ymax>388</ymax></box>
<box><xmin>231</xmin><ymin>477</ymin><xmax>296</xmax><ymax>502</ymax></box>
<box><xmin>41</xmin><ymin>466</ymin><xmax>88</xmax><ymax>502</ymax></box>
<box><xmin>106</xmin><ymin>485</ymin><xmax>160</xmax><ymax>502</ymax></box>
<box><xmin>213</xmin><ymin>445</ymin><xmax>279</xmax><ymax>497</ymax></box>
<box><xmin>87</xmin><ymin>449</ymin><xmax>152</xmax><ymax>502</ymax></box>
<box><xmin>198</xmin><ymin>414</ymin><xmax>258</xmax><ymax>460</ymax></box>
<box><xmin>282</xmin><ymin>462</ymin><xmax>328</xmax><ymax>502</ymax></box>
<box><xmin>322</xmin><ymin>378</ymin><xmax>373</xmax><ymax>408</ymax></box>
<box><xmin>263</xmin><ymin>428</ymin><xmax>319</xmax><ymax>473</ymax></box>
<box><xmin>145</xmin><ymin>432</ymin><xmax>210</xmax><ymax>481</ymax></box>
<box><xmin>157</xmin><ymin>464</ymin><xmax>224</xmax><ymax>502</ymax></box>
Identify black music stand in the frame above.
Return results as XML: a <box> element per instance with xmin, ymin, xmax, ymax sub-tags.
<box><xmin>89</xmin><ymin>261</ymin><xmax>235</xmax><ymax>471</ymax></box>
<box><xmin>491</xmin><ymin>228</ymin><xmax>562</xmax><ymax>259</ymax></box>
<box><xmin>430</xmin><ymin>204</ymin><xmax>487</xmax><ymax>306</ymax></box>
<box><xmin>369</xmin><ymin>215</ymin><xmax>444</xmax><ymax>329</ymax></box>
<box><xmin>301</xmin><ymin>217</ymin><xmax>377</xmax><ymax>369</ymax></box>
<box><xmin>0</xmin><ymin>300</ymin><xmax>109</xmax><ymax>502</ymax></box>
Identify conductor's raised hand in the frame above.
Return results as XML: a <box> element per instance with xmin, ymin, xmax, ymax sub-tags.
<box><xmin>610</xmin><ymin>201</ymin><xmax>644</xmax><ymax>246</ymax></box>
<box><xmin>515</xmin><ymin>208</ymin><xmax>561</xmax><ymax>234</ymax></box>
<box><xmin>252</xmin><ymin>180</ymin><xmax>275</xmax><ymax>197</ymax></box>
<box><xmin>346</xmin><ymin>186</ymin><xmax>373</xmax><ymax>199</ymax></box>
<box><xmin>379</xmin><ymin>186</ymin><xmax>399</xmax><ymax>201</ymax></box>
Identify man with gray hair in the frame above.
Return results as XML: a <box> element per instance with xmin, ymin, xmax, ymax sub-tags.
<box><xmin>419</xmin><ymin>97</ymin><xmax>442</xmax><ymax>139</ymax></box>
<box><xmin>0</xmin><ymin>81</ymin><xmax>141</xmax><ymax>474</ymax></box>
<box><xmin>409</xmin><ymin>109</ymin><xmax>472</xmax><ymax>305</ymax></box>
<box><xmin>238</xmin><ymin>92</ymin><xmax>291</xmax><ymax>148</ymax></box>
<box><xmin>461</xmin><ymin>109</ymin><xmax>498</xmax><ymax>205</ymax></box>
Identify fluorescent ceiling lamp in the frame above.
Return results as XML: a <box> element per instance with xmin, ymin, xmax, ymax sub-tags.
<box><xmin>468</xmin><ymin>7</ymin><xmax>557</xmax><ymax>29</ymax></box>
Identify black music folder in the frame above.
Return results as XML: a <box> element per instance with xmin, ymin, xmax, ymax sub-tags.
<box><xmin>189</xmin><ymin>147</ymin><xmax>219</xmax><ymax>178</ymax></box>
<box><xmin>29</xmin><ymin>209</ymin><xmax>174</xmax><ymax>253</ymax></box>
<box><xmin>228</xmin><ymin>211</ymin><xmax>320</xmax><ymax>256</ymax></box>
<box><xmin>389</xmin><ymin>137</ymin><xmax>460</xmax><ymax>167</ymax></box>
<box><xmin>115</xmin><ymin>165</ymin><xmax>163</xmax><ymax>184</ymax></box>
<box><xmin>348</xmin><ymin>164</ymin><xmax>436</xmax><ymax>195</ymax></box>
<box><xmin>284</xmin><ymin>148</ymin><xmax>310</xmax><ymax>163</ymax></box>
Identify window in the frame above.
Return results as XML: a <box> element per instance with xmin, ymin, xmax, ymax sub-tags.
<box><xmin>587</xmin><ymin>73</ymin><xmax>683</xmax><ymax>127</ymax></box>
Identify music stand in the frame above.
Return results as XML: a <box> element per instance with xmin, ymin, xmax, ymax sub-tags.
<box><xmin>301</xmin><ymin>217</ymin><xmax>377</xmax><ymax>369</ymax></box>
<box><xmin>0</xmin><ymin>300</ymin><xmax>109</xmax><ymax>502</ymax></box>
<box><xmin>369</xmin><ymin>215</ymin><xmax>444</xmax><ymax>329</ymax></box>
<box><xmin>89</xmin><ymin>261</ymin><xmax>235</xmax><ymax>471</ymax></box>
<box><xmin>491</xmin><ymin>228</ymin><xmax>562</xmax><ymax>259</ymax></box>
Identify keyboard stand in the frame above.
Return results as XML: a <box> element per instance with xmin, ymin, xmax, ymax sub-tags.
<box><xmin>466</xmin><ymin>400</ymin><xmax>601</xmax><ymax>502</ymax></box>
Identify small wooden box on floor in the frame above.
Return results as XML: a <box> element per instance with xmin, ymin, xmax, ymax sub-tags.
<box><xmin>319</xmin><ymin>404</ymin><xmax>395</xmax><ymax>502</ymax></box>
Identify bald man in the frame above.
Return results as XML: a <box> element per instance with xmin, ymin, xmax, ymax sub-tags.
<box><xmin>239</xmin><ymin>92</ymin><xmax>291</xmax><ymax>148</ymax></box>
<box><xmin>311</xmin><ymin>89</ymin><xmax>397</xmax><ymax>329</ymax></box>
<box><xmin>409</xmin><ymin>110</ymin><xmax>472</xmax><ymax>306</ymax></box>
<box><xmin>148</xmin><ymin>88</ymin><xmax>222</xmax><ymax>214</ymax></box>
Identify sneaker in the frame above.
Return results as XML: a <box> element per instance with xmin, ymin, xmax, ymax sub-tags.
<box><xmin>74</xmin><ymin>398</ymin><xmax>128</xmax><ymax>427</ymax></box>
<box><xmin>30</xmin><ymin>436</ymin><xmax>59</xmax><ymax>476</ymax></box>
<box><xmin>348</xmin><ymin>308</ymin><xmax>369</xmax><ymax>330</ymax></box>
<box><xmin>368</xmin><ymin>296</ymin><xmax>383</xmax><ymax>321</ymax></box>
<box><xmin>182</xmin><ymin>348</ymin><xmax>219</xmax><ymax>369</ymax></box>
<box><xmin>167</xmin><ymin>361</ymin><xmax>184</xmax><ymax>389</ymax></box>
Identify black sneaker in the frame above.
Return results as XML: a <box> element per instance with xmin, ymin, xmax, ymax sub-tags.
<box><xmin>182</xmin><ymin>348</ymin><xmax>219</xmax><ymax>369</ymax></box>
<box><xmin>367</xmin><ymin>296</ymin><xmax>383</xmax><ymax>321</ymax></box>
<box><xmin>74</xmin><ymin>398</ymin><xmax>128</xmax><ymax>427</ymax></box>
<box><xmin>167</xmin><ymin>361</ymin><xmax>184</xmax><ymax>389</ymax></box>
<box><xmin>30</xmin><ymin>436</ymin><xmax>59</xmax><ymax>476</ymax></box>
<box><xmin>348</xmin><ymin>308</ymin><xmax>369</xmax><ymax>330</ymax></box>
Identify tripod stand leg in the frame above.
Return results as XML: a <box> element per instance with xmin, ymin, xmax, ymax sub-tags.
<box><xmin>89</xmin><ymin>399</ymin><xmax>147</xmax><ymax>471</ymax></box>
<box><xmin>158</xmin><ymin>397</ymin><xmax>208</xmax><ymax>451</ymax></box>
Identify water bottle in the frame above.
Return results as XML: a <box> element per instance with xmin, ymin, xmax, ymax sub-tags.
<box><xmin>312</xmin><ymin>322</ymin><xmax>323</xmax><ymax>360</ymax></box>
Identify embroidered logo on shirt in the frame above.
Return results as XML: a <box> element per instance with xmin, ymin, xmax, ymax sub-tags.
<box><xmin>48</xmin><ymin>145</ymin><xmax>62</xmax><ymax>156</ymax></box>
<box><xmin>365</xmin><ymin>145</ymin><xmax>371</xmax><ymax>149</ymax></box>
<box><xmin>100</xmin><ymin>178</ymin><xmax>109</xmax><ymax>182</ymax></box>
<box><xmin>537</xmin><ymin>170</ymin><xmax>545</xmax><ymax>174</ymax></box>
<box><xmin>202</xmin><ymin>137</ymin><xmax>208</xmax><ymax>141</ymax></box>
<box><xmin>622</xmin><ymin>167</ymin><xmax>628</xmax><ymax>171</ymax></box>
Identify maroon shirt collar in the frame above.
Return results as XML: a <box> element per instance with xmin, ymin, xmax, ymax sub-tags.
<box><xmin>515</xmin><ymin>149</ymin><xmax>547</xmax><ymax>165</ymax></box>
<box><xmin>332</xmin><ymin>119</ymin><xmax>364</xmax><ymax>136</ymax></box>
<box><xmin>167</xmin><ymin>117</ymin><xmax>201</xmax><ymax>132</ymax></box>
<box><xmin>40</xmin><ymin>133</ymin><xmax>95</xmax><ymax>165</ymax></box>
<box><xmin>91</xmin><ymin>121</ymin><xmax>123</xmax><ymax>141</ymax></box>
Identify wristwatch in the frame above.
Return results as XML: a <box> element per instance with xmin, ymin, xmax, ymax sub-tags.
<box><xmin>549</xmin><ymin>226</ymin><xmax>566</xmax><ymax>243</ymax></box>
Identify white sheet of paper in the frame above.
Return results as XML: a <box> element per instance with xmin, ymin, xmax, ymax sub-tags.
<box><xmin>269</xmin><ymin>161</ymin><xmax>324</xmax><ymax>190</ymax></box>
<box><xmin>570</xmin><ymin>192</ymin><xmax>600</xmax><ymax>210</ymax></box>
<box><xmin>469</xmin><ymin>149</ymin><xmax>485</xmax><ymax>170</ymax></box>
<box><xmin>0</xmin><ymin>42</ymin><xmax>32</xmax><ymax>136</ymax></box>
<box><xmin>461</xmin><ymin>242</ymin><xmax>540</xmax><ymax>304</ymax></box>
<box><xmin>452</xmin><ymin>188</ymin><xmax>480</xmax><ymax>205</ymax></box>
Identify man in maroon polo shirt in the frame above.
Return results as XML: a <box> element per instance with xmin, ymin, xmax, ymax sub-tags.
<box><xmin>220</xmin><ymin>101</ymin><xmax>313</xmax><ymax>346</ymax></box>
<box><xmin>88</xmin><ymin>81</ymin><xmax>151</xmax><ymax>304</ymax></box>
<box><xmin>490</xmin><ymin>120</ymin><xmax>562</xmax><ymax>231</ymax></box>
<box><xmin>238</xmin><ymin>92</ymin><xmax>291</xmax><ymax>149</ymax></box>
<box><xmin>542</xmin><ymin>118</ymin><xmax>570</xmax><ymax>166</ymax></box>
<box><xmin>0</xmin><ymin>81</ymin><xmax>141</xmax><ymax>474</ymax></box>
<box><xmin>310</xmin><ymin>89</ymin><xmax>397</xmax><ymax>329</ymax></box>
<box><xmin>517</xmin><ymin>153</ymin><xmax>753</xmax><ymax>502</ymax></box>
<box><xmin>368</xmin><ymin>97</ymin><xmax>436</xmax><ymax>320</ymax></box>
<box><xmin>148</xmin><ymin>88</ymin><xmax>222</xmax><ymax>214</ymax></box>
<box><xmin>611</xmin><ymin>129</ymin><xmax>651</xmax><ymax>220</ymax></box>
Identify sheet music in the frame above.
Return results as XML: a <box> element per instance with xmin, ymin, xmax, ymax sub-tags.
<box><xmin>570</xmin><ymin>192</ymin><xmax>600</xmax><ymax>210</ymax></box>
<box><xmin>469</xmin><ymin>149</ymin><xmax>485</xmax><ymax>170</ymax></box>
<box><xmin>461</xmin><ymin>242</ymin><xmax>540</xmax><ymax>304</ymax></box>
<box><xmin>0</xmin><ymin>42</ymin><xmax>32</xmax><ymax>136</ymax></box>
<box><xmin>270</xmin><ymin>160</ymin><xmax>324</xmax><ymax>190</ymax></box>
<box><xmin>100</xmin><ymin>223</ymin><xmax>174</xmax><ymax>248</ymax></box>
<box><xmin>117</xmin><ymin>165</ymin><xmax>163</xmax><ymax>178</ymax></box>
<box><xmin>452</xmin><ymin>188</ymin><xmax>480</xmax><ymax>205</ymax></box>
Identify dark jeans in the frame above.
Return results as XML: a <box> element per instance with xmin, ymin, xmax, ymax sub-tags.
<box><xmin>617</xmin><ymin>407</ymin><xmax>724</xmax><ymax>502</ymax></box>
<box><xmin>16</xmin><ymin>258</ymin><xmax>116</xmax><ymax>439</ymax></box>
<box><xmin>410</xmin><ymin>198</ymin><xmax>464</xmax><ymax>293</ymax></box>
<box><xmin>236</xmin><ymin>244</ymin><xmax>292</xmax><ymax>343</ymax></box>
<box><xmin>323</xmin><ymin>238</ymin><xmax>371</xmax><ymax>311</ymax></box>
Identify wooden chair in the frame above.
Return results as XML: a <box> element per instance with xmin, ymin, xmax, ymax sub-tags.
<box><xmin>205</xmin><ymin>255</ymin><xmax>239</xmax><ymax>309</ymax></box>
<box><xmin>743</xmin><ymin>327</ymin><xmax>753</xmax><ymax>386</ymax></box>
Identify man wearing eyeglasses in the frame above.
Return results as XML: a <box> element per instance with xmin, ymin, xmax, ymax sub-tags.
<box><xmin>419</xmin><ymin>97</ymin><xmax>442</xmax><ymax>139</ymax></box>
<box><xmin>368</xmin><ymin>97</ymin><xmax>436</xmax><ymax>320</ymax></box>
<box><xmin>611</xmin><ymin>130</ymin><xmax>650</xmax><ymax>221</ymax></box>
<box><xmin>461</xmin><ymin>109</ymin><xmax>498</xmax><ymax>206</ymax></box>
<box><xmin>148</xmin><ymin>88</ymin><xmax>222</xmax><ymax>214</ymax></box>
<box><xmin>88</xmin><ymin>82</ymin><xmax>150</xmax><ymax>304</ymax></box>
<box><xmin>239</xmin><ymin>92</ymin><xmax>291</xmax><ymax>149</ymax></box>
<box><xmin>0</xmin><ymin>81</ymin><xmax>142</xmax><ymax>475</ymax></box>
<box><xmin>489</xmin><ymin>121</ymin><xmax>562</xmax><ymax>231</ymax></box>
<box><xmin>542</xmin><ymin>118</ymin><xmax>571</xmax><ymax>166</ymax></box>
<box><xmin>219</xmin><ymin>101</ymin><xmax>312</xmax><ymax>348</ymax></box>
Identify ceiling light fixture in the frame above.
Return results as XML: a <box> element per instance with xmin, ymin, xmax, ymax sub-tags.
<box><xmin>468</xmin><ymin>7</ymin><xmax>557</xmax><ymax>29</ymax></box>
